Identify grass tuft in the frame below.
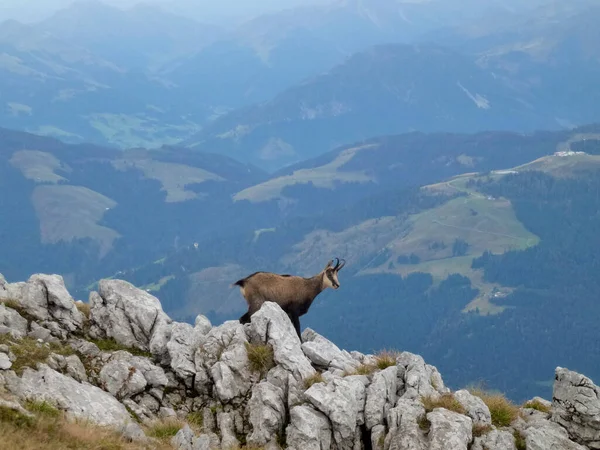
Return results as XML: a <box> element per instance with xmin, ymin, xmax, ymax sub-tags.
<box><xmin>89</xmin><ymin>338</ymin><xmax>152</xmax><ymax>358</ymax></box>
<box><xmin>0</xmin><ymin>398</ymin><xmax>170</xmax><ymax>449</ymax></box>
<box><xmin>186</xmin><ymin>411</ymin><xmax>203</xmax><ymax>431</ymax></box>
<box><xmin>304</xmin><ymin>372</ymin><xmax>325</xmax><ymax>389</ymax></box>
<box><xmin>472</xmin><ymin>423</ymin><xmax>493</xmax><ymax>437</ymax></box>
<box><xmin>421</xmin><ymin>393</ymin><xmax>466</xmax><ymax>415</ymax></box>
<box><xmin>75</xmin><ymin>302</ymin><xmax>91</xmax><ymax>319</ymax></box>
<box><xmin>245</xmin><ymin>342</ymin><xmax>275</xmax><ymax>377</ymax></box>
<box><xmin>25</xmin><ymin>400</ymin><xmax>60</xmax><ymax>418</ymax></box>
<box><xmin>417</xmin><ymin>414</ymin><xmax>431</xmax><ymax>432</ymax></box>
<box><xmin>523</xmin><ymin>399</ymin><xmax>550</xmax><ymax>413</ymax></box>
<box><xmin>514</xmin><ymin>429</ymin><xmax>527</xmax><ymax>450</ymax></box>
<box><xmin>374</xmin><ymin>350</ymin><xmax>399</xmax><ymax>370</ymax></box>
<box><xmin>469</xmin><ymin>388</ymin><xmax>519</xmax><ymax>427</ymax></box>
<box><xmin>146</xmin><ymin>418</ymin><xmax>183</xmax><ymax>440</ymax></box>
<box><xmin>0</xmin><ymin>336</ymin><xmax>75</xmax><ymax>375</ymax></box>
<box><xmin>0</xmin><ymin>405</ymin><xmax>35</xmax><ymax>429</ymax></box>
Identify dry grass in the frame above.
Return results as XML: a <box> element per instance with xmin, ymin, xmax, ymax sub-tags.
<box><xmin>374</xmin><ymin>350</ymin><xmax>399</xmax><ymax>370</ymax></box>
<box><xmin>472</xmin><ymin>423</ymin><xmax>493</xmax><ymax>438</ymax></box>
<box><xmin>0</xmin><ymin>335</ymin><xmax>76</xmax><ymax>375</ymax></box>
<box><xmin>186</xmin><ymin>411</ymin><xmax>203</xmax><ymax>432</ymax></box>
<box><xmin>421</xmin><ymin>393</ymin><xmax>466</xmax><ymax>415</ymax></box>
<box><xmin>304</xmin><ymin>372</ymin><xmax>325</xmax><ymax>389</ymax></box>
<box><xmin>0</xmin><ymin>399</ymin><xmax>169</xmax><ymax>450</ymax></box>
<box><xmin>469</xmin><ymin>388</ymin><xmax>519</xmax><ymax>427</ymax></box>
<box><xmin>146</xmin><ymin>418</ymin><xmax>183</xmax><ymax>441</ymax></box>
<box><xmin>344</xmin><ymin>350</ymin><xmax>399</xmax><ymax>376</ymax></box>
<box><xmin>417</xmin><ymin>414</ymin><xmax>431</xmax><ymax>432</ymax></box>
<box><xmin>514</xmin><ymin>429</ymin><xmax>527</xmax><ymax>450</ymax></box>
<box><xmin>76</xmin><ymin>302</ymin><xmax>91</xmax><ymax>319</ymax></box>
<box><xmin>89</xmin><ymin>338</ymin><xmax>152</xmax><ymax>358</ymax></box>
<box><xmin>523</xmin><ymin>399</ymin><xmax>550</xmax><ymax>413</ymax></box>
<box><xmin>245</xmin><ymin>342</ymin><xmax>275</xmax><ymax>377</ymax></box>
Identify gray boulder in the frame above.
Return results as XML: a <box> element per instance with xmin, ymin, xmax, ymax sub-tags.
<box><xmin>0</xmin><ymin>352</ymin><xmax>11</xmax><ymax>370</ymax></box>
<box><xmin>166</xmin><ymin>319</ymin><xmax>211</xmax><ymax>387</ymax></box>
<box><xmin>0</xmin><ymin>304</ymin><xmax>28</xmax><ymax>338</ymax></box>
<box><xmin>525</xmin><ymin>419</ymin><xmax>588</xmax><ymax>450</ymax></box>
<box><xmin>19</xmin><ymin>274</ymin><xmax>84</xmax><ymax>334</ymax></box>
<box><xmin>0</xmin><ymin>275</ymin><xmax>25</xmax><ymax>302</ymax></box>
<box><xmin>247</xmin><ymin>380</ymin><xmax>287</xmax><ymax>446</ymax></box>
<box><xmin>397</xmin><ymin>352</ymin><xmax>448</xmax><ymax>400</ymax></box>
<box><xmin>454</xmin><ymin>389</ymin><xmax>492</xmax><ymax>426</ymax></box>
<box><xmin>385</xmin><ymin>398</ymin><xmax>427</xmax><ymax>450</ymax></box>
<box><xmin>249</xmin><ymin>302</ymin><xmax>315</xmax><ymax>381</ymax></box>
<box><xmin>89</xmin><ymin>279</ymin><xmax>172</xmax><ymax>356</ymax></box>
<box><xmin>471</xmin><ymin>429</ymin><xmax>517</xmax><ymax>450</ymax></box>
<box><xmin>5</xmin><ymin>364</ymin><xmax>139</xmax><ymax>430</ymax></box>
<box><xmin>286</xmin><ymin>405</ymin><xmax>332</xmax><ymax>450</ymax></box>
<box><xmin>196</xmin><ymin>321</ymin><xmax>252</xmax><ymax>403</ymax></box>
<box><xmin>99</xmin><ymin>351</ymin><xmax>168</xmax><ymax>399</ymax></box>
<box><xmin>552</xmin><ymin>367</ymin><xmax>600</xmax><ymax>449</ymax></box>
<box><xmin>301</xmin><ymin>328</ymin><xmax>360</xmax><ymax>373</ymax></box>
<box><xmin>427</xmin><ymin>408</ymin><xmax>473</xmax><ymax>450</ymax></box>
<box><xmin>304</xmin><ymin>375</ymin><xmax>367</xmax><ymax>449</ymax></box>
<box><xmin>365</xmin><ymin>365</ymin><xmax>398</xmax><ymax>429</ymax></box>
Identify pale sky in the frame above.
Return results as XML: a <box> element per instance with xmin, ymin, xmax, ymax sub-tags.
<box><xmin>0</xmin><ymin>0</ymin><xmax>331</xmax><ymax>24</ymax></box>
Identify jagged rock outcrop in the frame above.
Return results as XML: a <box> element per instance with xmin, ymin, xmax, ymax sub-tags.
<box><xmin>89</xmin><ymin>279</ymin><xmax>172</xmax><ymax>358</ymax></box>
<box><xmin>1</xmin><ymin>271</ymin><xmax>600</xmax><ymax>450</ymax></box>
<box><xmin>552</xmin><ymin>367</ymin><xmax>600</xmax><ymax>448</ymax></box>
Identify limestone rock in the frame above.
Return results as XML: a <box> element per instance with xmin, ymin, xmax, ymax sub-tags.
<box><xmin>99</xmin><ymin>351</ymin><xmax>168</xmax><ymax>399</ymax></box>
<box><xmin>454</xmin><ymin>389</ymin><xmax>491</xmax><ymax>426</ymax></box>
<box><xmin>166</xmin><ymin>322</ymin><xmax>196</xmax><ymax>386</ymax></box>
<box><xmin>0</xmin><ymin>275</ymin><xmax>25</xmax><ymax>302</ymax></box>
<box><xmin>304</xmin><ymin>375</ymin><xmax>367</xmax><ymax>449</ymax></box>
<box><xmin>301</xmin><ymin>328</ymin><xmax>360</xmax><ymax>372</ymax></box>
<box><xmin>6</xmin><ymin>364</ymin><xmax>138</xmax><ymax>429</ymax></box>
<box><xmin>471</xmin><ymin>429</ymin><xmax>517</xmax><ymax>450</ymax></box>
<box><xmin>99</xmin><ymin>359</ymin><xmax>147</xmax><ymax>399</ymax></box>
<box><xmin>365</xmin><ymin>365</ymin><xmax>397</xmax><ymax>429</ymax></box>
<box><xmin>196</xmin><ymin>321</ymin><xmax>252</xmax><ymax>403</ymax></box>
<box><xmin>65</xmin><ymin>354</ymin><xmax>88</xmax><ymax>382</ymax></box>
<box><xmin>249</xmin><ymin>302</ymin><xmax>315</xmax><ymax>381</ymax></box>
<box><xmin>0</xmin><ymin>352</ymin><xmax>12</xmax><ymax>370</ymax></box>
<box><xmin>247</xmin><ymin>380</ymin><xmax>286</xmax><ymax>446</ymax></box>
<box><xmin>88</xmin><ymin>280</ymin><xmax>172</xmax><ymax>356</ymax></box>
<box><xmin>0</xmin><ymin>398</ymin><xmax>34</xmax><ymax>418</ymax></box>
<box><xmin>0</xmin><ymin>304</ymin><xmax>28</xmax><ymax>338</ymax></box>
<box><xmin>217</xmin><ymin>411</ymin><xmax>239</xmax><ymax>449</ymax></box>
<box><xmin>286</xmin><ymin>405</ymin><xmax>332</xmax><ymax>450</ymax></box>
<box><xmin>525</xmin><ymin>419</ymin><xmax>588</xmax><ymax>450</ymax></box>
<box><xmin>397</xmin><ymin>352</ymin><xmax>448</xmax><ymax>400</ymax></box>
<box><xmin>20</xmin><ymin>274</ymin><xmax>84</xmax><ymax>334</ymax></box>
<box><xmin>385</xmin><ymin>398</ymin><xmax>428</xmax><ymax>450</ymax></box>
<box><xmin>427</xmin><ymin>408</ymin><xmax>473</xmax><ymax>450</ymax></box>
<box><xmin>552</xmin><ymin>367</ymin><xmax>600</xmax><ymax>449</ymax></box>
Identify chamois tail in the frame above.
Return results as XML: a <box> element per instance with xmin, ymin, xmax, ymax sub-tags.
<box><xmin>231</xmin><ymin>278</ymin><xmax>246</xmax><ymax>288</ymax></box>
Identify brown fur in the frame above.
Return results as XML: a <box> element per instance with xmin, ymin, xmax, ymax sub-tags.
<box><xmin>234</xmin><ymin>258</ymin><xmax>346</xmax><ymax>341</ymax></box>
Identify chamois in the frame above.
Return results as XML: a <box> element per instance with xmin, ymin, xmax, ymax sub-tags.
<box><xmin>233</xmin><ymin>258</ymin><xmax>346</xmax><ymax>341</ymax></box>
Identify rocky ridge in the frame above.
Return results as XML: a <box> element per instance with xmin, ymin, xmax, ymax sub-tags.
<box><xmin>1</xmin><ymin>272</ymin><xmax>600</xmax><ymax>449</ymax></box>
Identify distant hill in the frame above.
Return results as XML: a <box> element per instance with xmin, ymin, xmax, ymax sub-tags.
<box><xmin>183</xmin><ymin>43</ymin><xmax>555</xmax><ymax>171</ymax></box>
<box><xmin>0</xmin><ymin>127</ymin><xmax>265</xmax><ymax>288</ymax></box>
<box><xmin>37</xmin><ymin>1</ymin><xmax>222</xmax><ymax>71</ymax></box>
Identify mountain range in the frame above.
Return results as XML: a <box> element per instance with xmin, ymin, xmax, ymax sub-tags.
<box><xmin>3</xmin><ymin>0</ymin><xmax>600</xmax><ymax>158</ymax></box>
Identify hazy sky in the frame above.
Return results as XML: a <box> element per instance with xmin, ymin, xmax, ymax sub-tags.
<box><xmin>0</xmin><ymin>0</ymin><xmax>330</xmax><ymax>24</ymax></box>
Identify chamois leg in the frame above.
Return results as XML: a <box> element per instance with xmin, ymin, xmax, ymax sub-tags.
<box><xmin>239</xmin><ymin>311</ymin><xmax>251</xmax><ymax>324</ymax></box>
<box><xmin>290</xmin><ymin>314</ymin><xmax>302</xmax><ymax>343</ymax></box>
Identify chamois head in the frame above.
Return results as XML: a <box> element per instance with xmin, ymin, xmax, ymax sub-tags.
<box><xmin>321</xmin><ymin>257</ymin><xmax>346</xmax><ymax>290</ymax></box>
